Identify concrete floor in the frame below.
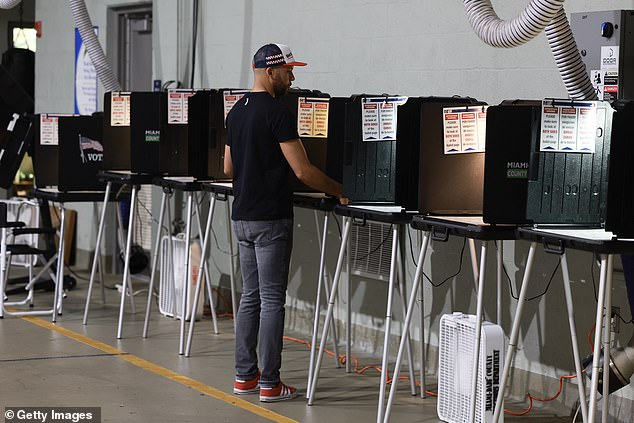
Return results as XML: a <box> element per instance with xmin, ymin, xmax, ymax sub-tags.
<box><xmin>0</xmin><ymin>270</ymin><xmax>573</xmax><ymax>423</ymax></box>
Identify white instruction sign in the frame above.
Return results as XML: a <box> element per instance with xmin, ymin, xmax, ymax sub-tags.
<box><xmin>39</xmin><ymin>113</ymin><xmax>74</xmax><ymax>146</ymax></box>
<box><xmin>223</xmin><ymin>89</ymin><xmax>249</xmax><ymax>125</ymax></box>
<box><xmin>40</xmin><ymin>114</ymin><xmax>60</xmax><ymax>146</ymax></box>
<box><xmin>540</xmin><ymin>100</ymin><xmax>598</xmax><ymax>153</ymax></box>
<box><xmin>443</xmin><ymin>105</ymin><xmax>488</xmax><ymax>154</ymax></box>
<box><xmin>477</xmin><ymin>110</ymin><xmax>487</xmax><ymax>151</ymax></box>
<box><xmin>361</xmin><ymin>97</ymin><xmax>407</xmax><ymax>142</ymax></box>
<box><xmin>110</xmin><ymin>92</ymin><xmax>131</xmax><ymax>126</ymax></box>
<box><xmin>168</xmin><ymin>89</ymin><xmax>196</xmax><ymax>124</ymax></box>
<box><xmin>297</xmin><ymin>97</ymin><xmax>329</xmax><ymax>138</ymax></box>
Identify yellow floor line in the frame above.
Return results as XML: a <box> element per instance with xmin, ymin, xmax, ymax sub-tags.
<box><xmin>20</xmin><ymin>315</ymin><xmax>298</xmax><ymax>423</ymax></box>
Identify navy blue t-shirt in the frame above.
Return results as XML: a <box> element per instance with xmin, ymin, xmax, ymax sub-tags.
<box><xmin>226</xmin><ymin>92</ymin><xmax>298</xmax><ymax>220</ymax></box>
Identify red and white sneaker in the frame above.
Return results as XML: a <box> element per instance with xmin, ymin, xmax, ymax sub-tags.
<box><xmin>259</xmin><ymin>382</ymin><xmax>298</xmax><ymax>402</ymax></box>
<box><xmin>233</xmin><ymin>373</ymin><xmax>260</xmax><ymax>395</ymax></box>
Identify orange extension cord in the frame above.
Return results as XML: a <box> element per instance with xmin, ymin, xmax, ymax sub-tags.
<box><xmin>211</xmin><ymin>289</ymin><xmax>588</xmax><ymax>416</ymax></box>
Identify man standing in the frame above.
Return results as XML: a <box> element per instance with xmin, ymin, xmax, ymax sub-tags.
<box><xmin>224</xmin><ymin>43</ymin><xmax>346</xmax><ymax>402</ymax></box>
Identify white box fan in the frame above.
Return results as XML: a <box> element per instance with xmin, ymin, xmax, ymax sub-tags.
<box><xmin>437</xmin><ymin>312</ymin><xmax>504</xmax><ymax>423</ymax></box>
<box><xmin>158</xmin><ymin>235</ymin><xmax>204</xmax><ymax>321</ymax></box>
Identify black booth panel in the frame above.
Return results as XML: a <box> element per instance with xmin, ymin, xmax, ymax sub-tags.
<box><xmin>482</xmin><ymin>102</ymin><xmax>540</xmax><ymax>224</ymax></box>
<box><xmin>186</xmin><ymin>89</ymin><xmax>242</xmax><ymax>180</ymax></box>
<box><xmin>606</xmin><ymin>100</ymin><xmax>634</xmax><ymax>236</ymax></box>
<box><xmin>342</xmin><ymin>95</ymin><xmax>397</xmax><ymax>203</ymax></box>
<box><xmin>57</xmin><ymin>115</ymin><xmax>105</xmax><ymax>191</ymax></box>
<box><xmin>209</xmin><ymin>89</ymin><xmax>230</xmax><ymax>180</ymax></box>
<box><xmin>103</xmin><ymin>92</ymin><xmax>131</xmax><ymax>170</ymax></box>
<box><xmin>33</xmin><ymin>115</ymin><xmax>59</xmax><ymax>188</ymax></box>
<box><xmin>396</xmin><ymin>97</ymin><xmax>485</xmax><ymax>213</ymax></box>
<box><xmin>160</xmin><ymin>120</ymin><xmax>190</xmax><ymax>176</ymax></box>
<box><xmin>130</xmin><ymin>92</ymin><xmax>163</xmax><ymax>174</ymax></box>
<box><xmin>526</xmin><ymin>101</ymin><xmax>612</xmax><ymax>225</ymax></box>
<box><xmin>325</xmin><ymin>97</ymin><xmax>347</xmax><ymax>184</ymax></box>
<box><xmin>278</xmin><ymin>89</ymin><xmax>331</xmax><ymax>192</ymax></box>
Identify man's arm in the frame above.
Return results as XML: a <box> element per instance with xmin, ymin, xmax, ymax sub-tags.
<box><xmin>224</xmin><ymin>145</ymin><xmax>233</xmax><ymax>178</ymax></box>
<box><xmin>279</xmin><ymin>139</ymin><xmax>346</xmax><ymax>202</ymax></box>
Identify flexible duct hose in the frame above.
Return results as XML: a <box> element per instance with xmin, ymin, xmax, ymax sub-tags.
<box><xmin>68</xmin><ymin>0</ymin><xmax>121</xmax><ymax>92</ymax></box>
<box><xmin>464</xmin><ymin>0</ymin><xmax>597</xmax><ymax>100</ymax></box>
<box><xmin>0</xmin><ymin>0</ymin><xmax>22</xmax><ymax>9</ymax></box>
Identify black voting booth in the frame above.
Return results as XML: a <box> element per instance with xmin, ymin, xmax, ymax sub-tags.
<box><xmin>33</xmin><ymin>114</ymin><xmax>105</xmax><ymax>191</ymax></box>
<box><xmin>396</xmin><ymin>96</ymin><xmax>486</xmax><ymax>213</ymax></box>
<box><xmin>606</xmin><ymin>100</ymin><xmax>634</xmax><ymax>237</ymax></box>
<box><xmin>483</xmin><ymin>100</ymin><xmax>541</xmax><ymax>224</ymax></box>
<box><xmin>0</xmin><ymin>113</ymin><xmax>32</xmax><ymax>189</ymax></box>
<box><xmin>526</xmin><ymin>100</ymin><xmax>613</xmax><ymax>226</ymax></box>
<box><xmin>187</xmin><ymin>88</ymin><xmax>248</xmax><ymax>180</ymax></box>
<box><xmin>157</xmin><ymin>90</ymin><xmax>194</xmax><ymax>176</ymax></box>
<box><xmin>483</xmin><ymin>99</ymin><xmax>613</xmax><ymax>226</ymax></box>
<box><xmin>342</xmin><ymin>95</ymin><xmax>404</xmax><ymax>203</ymax></box>
<box><xmin>278</xmin><ymin>88</ymin><xmax>336</xmax><ymax>191</ymax></box>
<box><xmin>103</xmin><ymin>91</ymin><xmax>163</xmax><ymax>174</ymax></box>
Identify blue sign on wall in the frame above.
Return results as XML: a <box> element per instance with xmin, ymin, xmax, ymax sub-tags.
<box><xmin>74</xmin><ymin>27</ymin><xmax>98</xmax><ymax>115</ymax></box>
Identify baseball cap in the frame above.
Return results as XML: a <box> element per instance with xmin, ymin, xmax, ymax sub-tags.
<box><xmin>252</xmin><ymin>43</ymin><xmax>307</xmax><ymax>68</ymax></box>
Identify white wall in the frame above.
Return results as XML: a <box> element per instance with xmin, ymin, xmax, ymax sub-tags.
<box><xmin>33</xmin><ymin>0</ymin><xmax>634</xmax><ymax>416</ymax></box>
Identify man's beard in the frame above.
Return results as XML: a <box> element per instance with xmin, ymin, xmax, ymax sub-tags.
<box><xmin>273</xmin><ymin>83</ymin><xmax>288</xmax><ymax>97</ymax></box>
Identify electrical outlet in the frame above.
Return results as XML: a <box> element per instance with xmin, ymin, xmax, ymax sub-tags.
<box><xmin>611</xmin><ymin>306</ymin><xmax>621</xmax><ymax>334</ymax></box>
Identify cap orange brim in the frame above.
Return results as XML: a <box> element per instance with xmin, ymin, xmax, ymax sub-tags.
<box><xmin>284</xmin><ymin>61</ymin><xmax>307</xmax><ymax>67</ymax></box>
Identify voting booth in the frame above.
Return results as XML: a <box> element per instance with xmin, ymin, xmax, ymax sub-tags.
<box><xmin>103</xmin><ymin>91</ymin><xmax>163</xmax><ymax>174</ymax></box>
<box><xmin>187</xmin><ymin>88</ymin><xmax>249</xmax><ymax>180</ymax></box>
<box><xmin>33</xmin><ymin>113</ymin><xmax>104</xmax><ymax>191</ymax></box>
<box><xmin>278</xmin><ymin>88</ymin><xmax>334</xmax><ymax>191</ymax></box>
<box><xmin>483</xmin><ymin>99</ymin><xmax>613</xmax><ymax>226</ymax></box>
<box><xmin>396</xmin><ymin>96</ymin><xmax>486</xmax><ymax>213</ymax></box>
<box><xmin>342</xmin><ymin>95</ymin><xmax>405</xmax><ymax>203</ymax></box>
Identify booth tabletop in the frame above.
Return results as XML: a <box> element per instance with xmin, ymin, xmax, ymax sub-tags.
<box><xmin>517</xmin><ymin>227</ymin><xmax>634</xmax><ymax>254</ymax></box>
<box><xmin>334</xmin><ymin>204</ymin><xmax>415</xmax><ymax>225</ymax></box>
<box><xmin>411</xmin><ymin>215</ymin><xmax>520</xmax><ymax>241</ymax></box>
<box><xmin>153</xmin><ymin>176</ymin><xmax>203</xmax><ymax>192</ymax></box>
<box><xmin>97</xmin><ymin>170</ymin><xmax>159</xmax><ymax>185</ymax></box>
<box><xmin>293</xmin><ymin>192</ymin><xmax>338</xmax><ymax>211</ymax></box>
<box><xmin>31</xmin><ymin>188</ymin><xmax>117</xmax><ymax>203</ymax></box>
<box><xmin>200</xmin><ymin>181</ymin><xmax>234</xmax><ymax>196</ymax></box>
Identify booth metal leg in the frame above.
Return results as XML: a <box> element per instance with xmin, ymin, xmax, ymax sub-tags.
<box><xmin>178</xmin><ymin>193</ymin><xmax>194</xmax><ymax>354</ymax></box>
<box><xmin>468</xmin><ymin>241</ymin><xmax>488</xmax><ymax>423</ymax></box>
<box><xmin>560</xmin><ymin>252</ymin><xmax>589</xmax><ymax>423</ymax></box>
<box><xmin>185</xmin><ymin>196</ymin><xmax>218</xmax><ymax>357</ymax></box>
<box><xmin>307</xmin><ymin>217</ymin><xmax>351</xmax><ymax>405</ymax></box>
<box><xmin>315</xmin><ymin>211</ymin><xmax>341</xmax><ymax>366</ymax></box>
<box><xmin>492</xmin><ymin>241</ymin><xmax>537</xmax><ymax>423</ymax></box>
<box><xmin>602</xmin><ymin>255</ymin><xmax>614</xmax><ymax>423</ymax></box>
<box><xmin>83</xmin><ymin>182</ymin><xmax>111</xmax><ymax>325</ymax></box>
<box><xmin>193</xmin><ymin>193</ymin><xmax>218</xmax><ymax>334</ymax></box>
<box><xmin>497</xmin><ymin>241</ymin><xmax>503</xmax><ymax>326</ymax></box>
<box><xmin>395</xmin><ymin>236</ymin><xmax>416</xmax><ymax>396</ymax></box>
<box><xmin>468</xmin><ymin>238</ymin><xmax>479</xmax><ymax>291</ymax></box>
<box><xmin>117</xmin><ymin>186</ymin><xmax>138</xmax><ymax>338</ymax></box>
<box><xmin>142</xmin><ymin>191</ymin><xmax>167</xmax><ymax>338</ymax></box>
<box><xmin>346</xmin><ymin>228</ymin><xmax>352</xmax><ymax>373</ymax></box>
<box><xmin>226</xmin><ymin>199</ymin><xmax>238</xmax><ymax>331</ymax></box>
<box><xmin>376</xmin><ymin>226</ymin><xmax>400</xmax><ymax>423</ymax></box>
<box><xmin>54</xmin><ymin>206</ymin><xmax>66</xmax><ymax>317</ymax></box>
<box><xmin>382</xmin><ymin>232</ymin><xmax>430</xmax><ymax>423</ymax></box>
<box><xmin>0</xmin><ymin>227</ymin><xmax>6</xmax><ymax>318</ymax></box>
<box><xmin>308</xmin><ymin>212</ymin><xmax>340</xmax><ymax>397</ymax></box>
<box><xmin>588</xmin><ymin>255</ymin><xmax>609</xmax><ymax>423</ymax></box>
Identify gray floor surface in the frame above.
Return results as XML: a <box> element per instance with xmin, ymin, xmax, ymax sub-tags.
<box><xmin>0</xmin><ymin>270</ymin><xmax>573</xmax><ymax>423</ymax></box>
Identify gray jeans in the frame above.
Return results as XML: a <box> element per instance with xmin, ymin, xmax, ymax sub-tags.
<box><xmin>232</xmin><ymin>219</ymin><xmax>293</xmax><ymax>388</ymax></box>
